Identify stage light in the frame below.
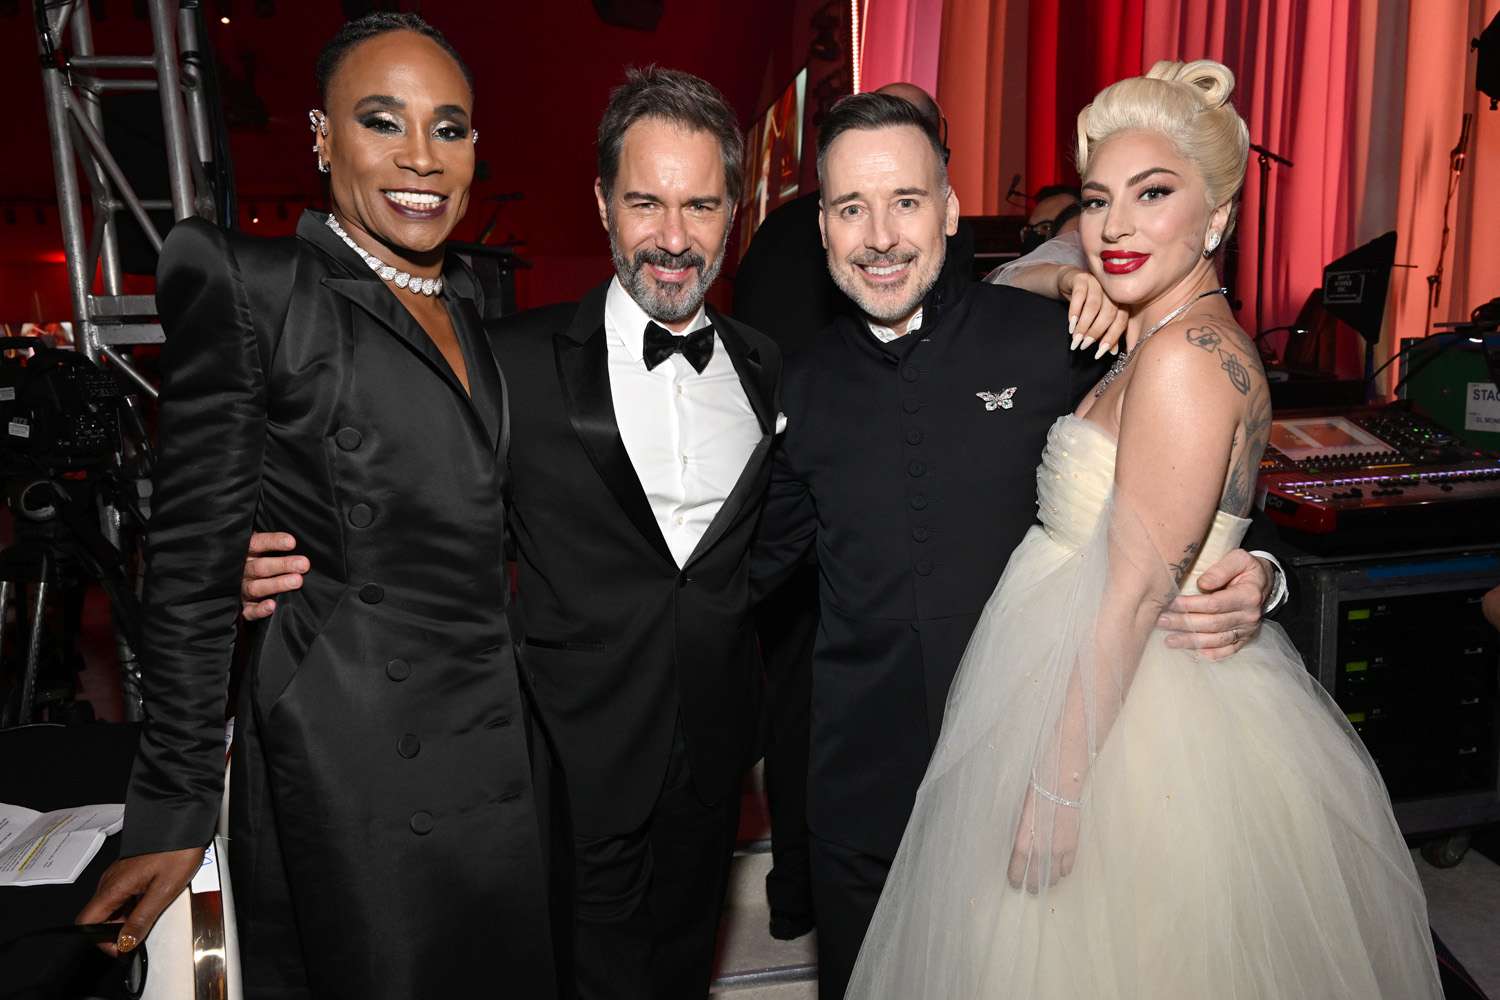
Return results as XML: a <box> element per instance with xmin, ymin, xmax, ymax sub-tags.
<box><xmin>250</xmin><ymin>204</ymin><xmax>260</xmax><ymax>224</ymax></box>
<box><xmin>221</xmin><ymin>15</ymin><xmax>231</xmax><ymax>23</ymax></box>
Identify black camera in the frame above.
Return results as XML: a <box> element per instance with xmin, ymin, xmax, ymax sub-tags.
<box><xmin>0</xmin><ymin>337</ymin><xmax>124</xmax><ymax>478</ymax></box>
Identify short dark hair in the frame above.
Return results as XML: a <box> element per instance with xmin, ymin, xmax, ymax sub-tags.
<box><xmin>597</xmin><ymin>66</ymin><xmax>745</xmax><ymax>204</ymax></box>
<box><xmin>816</xmin><ymin>92</ymin><xmax>948</xmax><ymax>190</ymax></box>
<box><xmin>314</xmin><ymin>13</ymin><xmax>473</xmax><ymax>105</ymax></box>
<box><xmin>1035</xmin><ymin>184</ymin><xmax>1082</xmax><ymax>203</ymax></box>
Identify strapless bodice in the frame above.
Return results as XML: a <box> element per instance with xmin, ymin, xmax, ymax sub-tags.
<box><xmin>1036</xmin><ymin>416</ymin><xmax>1249</xmax><ymax>594</ymax></box>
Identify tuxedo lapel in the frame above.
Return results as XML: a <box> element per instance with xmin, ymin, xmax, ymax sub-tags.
<box><xmin>684</xmin><ymin>310</ymin><xmax>776</xmax><ymax>569</ymax></box>
<box><xmin>555</xmin><ymin>284</ymin><xmax>676</xmax><ymax>567</ymax></box>
<box><xmin>712</xmin><ymin>308</ymin><xmax>775</xmax><ymax>435</ymax></box>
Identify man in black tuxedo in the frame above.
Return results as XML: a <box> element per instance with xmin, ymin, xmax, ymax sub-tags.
<box><xmin>750</xmin><ymin>93</ymin><xmax>1283</xmax><ymax>999</ymax></box>
<box><xmin>241</xmin><ymin>68</ymin><xmax>778</xmax><ymax>1000</ymax></box>
<box><xmin>486</xmin><ymin>69</ymin><xmax>778</xmax><ymax>999</ymax></box>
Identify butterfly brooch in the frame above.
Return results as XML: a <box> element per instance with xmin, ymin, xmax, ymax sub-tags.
<box><xmin>976</xmin><ymin>388</ymin><xmax>1017</xmax><ymax>411</ymax></box>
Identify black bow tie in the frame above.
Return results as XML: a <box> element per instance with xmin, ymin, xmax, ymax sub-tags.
<box><xmin>643</xmin><ymin>322</ymin><xmax>715</xmax><ymax>374</ymax></box>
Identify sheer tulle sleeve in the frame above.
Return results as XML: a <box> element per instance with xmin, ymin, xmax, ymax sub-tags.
<box><xmin>984</xmin><ymin>230</ymin><xmax>1086</xmax><ymax>286</ymax></box>
<box><xmin>845</xmin><ymin>482</ymin><xmax>1180</xmax><ymax>997</ymax></box>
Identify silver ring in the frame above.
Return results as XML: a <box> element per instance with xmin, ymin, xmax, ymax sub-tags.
<box><xmin>1230</xmin><ymin>627</ymin><xmax>1240</xmax><ymax>643</ymax></box>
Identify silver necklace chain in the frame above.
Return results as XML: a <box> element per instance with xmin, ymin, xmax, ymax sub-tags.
<box><xmin>1093</xmin><ymin>287</ymin><xmax>1228</xmax><ymax>398</ymax></box>
<box><xmin>325</xmin><ymin>214</ymin><xmax>443</xmax><ymax>297</ymax></box>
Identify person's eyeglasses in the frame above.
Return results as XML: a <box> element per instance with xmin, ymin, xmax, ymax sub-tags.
<box><xmin>1019</xmin><ymin>219</ymin><xmax>1059</xmax><ymax>243</ymax></box>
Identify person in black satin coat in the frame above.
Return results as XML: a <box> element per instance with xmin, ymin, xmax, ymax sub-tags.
<box><xmin>79</xmin><ymin>16</ymin><xmax>555</xmax><ymax>999</ymax></box>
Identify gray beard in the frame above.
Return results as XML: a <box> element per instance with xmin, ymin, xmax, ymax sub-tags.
<box><xmin>608</xmin><ymin>217</ymin><xmax>729</xmax><ymax>324</ymax></box>
<box><xmin>829</xmin><ymin>254</ymin><xmax>943</xmax><ymax>326</ymax></box>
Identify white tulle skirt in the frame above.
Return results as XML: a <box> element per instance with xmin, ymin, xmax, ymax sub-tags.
<box><xmin>847</xmin><ymin>417</ymin><xmax>1441</xmax><ymax>1000</ymax></box>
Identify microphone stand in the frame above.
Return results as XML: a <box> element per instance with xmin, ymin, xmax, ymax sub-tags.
<box><xmin>1425</xmin><ymin>112</ymin><xmax>1473</xmax><ymax>337</ymax></box>
<box><xmin>1249</xmin><ymin>141</ymin><xmax>1292</xmax><ymax>340</ymax></box>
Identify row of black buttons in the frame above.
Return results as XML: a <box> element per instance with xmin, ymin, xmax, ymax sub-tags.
<box><xmin>338</xmin><ymin>427</ymin><xmax>378</xmax><ymax>531</ymax></box>
<box><xmin>901</xmin><ymin>357</ymin><xmax>932</xmax><ymax>578</ymax></box>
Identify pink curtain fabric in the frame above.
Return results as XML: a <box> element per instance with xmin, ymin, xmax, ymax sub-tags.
<box><xmin>860</xmin><ymin>0</ymin><xmax>948</xmax><ymax>95</ymax></box>
<box><xmin>1386</xmin><ymin>0</ymin><xmax>1500</xmax><ymax>384</ymax></box>
<box><xmin>857</xmin><ymin>0</ymin><xmax>1499</xmax><ymax>383</ymax></box>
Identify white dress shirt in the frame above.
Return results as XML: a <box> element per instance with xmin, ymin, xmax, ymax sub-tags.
<box><xmin>867</xmin><ymin>307</ymin><xmax>923</xmax><ymax>343</ymax></box>
<box><xmin>605</xmin><ymin>277</ymin><xmax>762</xmax><ymax>568</ymax></box>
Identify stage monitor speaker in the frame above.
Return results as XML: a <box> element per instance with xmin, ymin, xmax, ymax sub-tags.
<box><xmin>593</xmin><ymin>0</ymin><xmax>664</xmax><ymax>30</ymax></box>
<box><xmin>1322</xmin><ymin>230</ymin><xmax>1396</xmax><ymax>346</ymax></box>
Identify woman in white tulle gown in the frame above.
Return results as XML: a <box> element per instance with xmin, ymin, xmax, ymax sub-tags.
<box><xmin>847</xmin><ymin>60</ymin><xmax>1442</xmax><ymax>1000</ymax></box>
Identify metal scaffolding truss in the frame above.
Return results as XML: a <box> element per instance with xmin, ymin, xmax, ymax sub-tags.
<box><xmin>33</xmin><ymin>0</ymin><xmax>226</xmax><ymax>396</ymax></box>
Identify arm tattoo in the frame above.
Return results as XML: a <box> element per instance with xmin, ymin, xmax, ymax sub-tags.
<box><xmin>1220</xmin><ymin>466</ymin><xmax>1251</xmax><ymax>516</ymax></box>
<box><xmin>1169</xmin><ymin>541</ymin><xmax>1202</xmax><ymax>582</ymax></box>
<box><xmin>1217</xmin><ymin>350</ymin><xmax>1251</xmax><ymax>395</ymax></box>
<box><xmin>1220</xmin><ymin>389</ymin><xmax>1273</xmax><ymax>515</ymax></box>
<box><xmin>1185</xmin><ymin>324</ymin><xmax>1252</xmax><ymax>395</ymax></box>
<box><xmin>1185</xmin><ymin>326</ymin><xmax>1222</xmax><ymax>352</ymax></box>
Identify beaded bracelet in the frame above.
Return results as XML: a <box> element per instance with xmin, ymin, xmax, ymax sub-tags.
<box><xmin>1030</xmin><ymin>778</ymin><xmax>1083</xmax><ymax>809</ymax></box>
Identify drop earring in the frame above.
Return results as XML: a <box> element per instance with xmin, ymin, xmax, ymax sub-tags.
<box><xmin>308</xmin><ymin>109</ymin><xmax>330</xmax><ymax>174</ymax></box>
<box><xmin>1203</xmin><ymin>231</ymin><xmax>1221</xmax><ymax>258</ymax></box>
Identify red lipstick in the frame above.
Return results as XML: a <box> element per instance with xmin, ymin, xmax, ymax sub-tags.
<box><xmin>1101</xmin><ymin>251</ymin><xmax>1150</xmax><ymax>275</ymax></box>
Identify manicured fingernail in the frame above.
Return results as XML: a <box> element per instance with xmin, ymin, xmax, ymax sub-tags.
<box><xmin>1094</xmin><ymin>340</ymin><xmax>1109</xmax><ymax>359</ymax></box>
<box><xmin>1068</xmin><ymin>315</ymin><xmax>1078</xmax><ymax>336</ymax></box>
<box><xmin>295</xmin><ymin>559</ymin><xmax>309</xmax><ymax>571</ymax></box>
<box><xmin>1069</xmin><ymin>333</ymin><xmax>1082</xmax><ymax>350</ymax></box>
<box><xmin>117</xmin><ymin>932</ymin><xmax>138</xmax><ymax>953</ymax></box>
<box><xmin>1080</xmin><ymin>337</ymin><xmax>1095</xmax><ymax>351</ymax></box>
<box><xmin>1157</xmin><ymin>615</ymin><xmax>1170</xmax><ymax>627</ymax></box>
<box><xmin>1110</xmin><ymin>344</ymin><xmax>1120</xmax><ymax>355</ymax></box>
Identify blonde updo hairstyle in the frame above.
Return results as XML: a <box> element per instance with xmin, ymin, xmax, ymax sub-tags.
<box><xmin>1075</xmin><ymin>60</ymin><xmax>1250</xmax><ymax>246</ymax></box>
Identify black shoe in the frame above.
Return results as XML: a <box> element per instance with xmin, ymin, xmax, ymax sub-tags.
<box><xmin>769</xmin><ymin>911</ymin><xmax>815</xmax><ymax>941</ymax></box>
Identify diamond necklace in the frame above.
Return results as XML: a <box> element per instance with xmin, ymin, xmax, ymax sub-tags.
<box><xmin>1093</xmin><ymin>286</ymin><xmax>1228</xmax><ymax>398</ymax></box>
<box><xmin>325</xmin><ymin>214</ymin><xmax>443</xmax><ymax>297</ymax></box>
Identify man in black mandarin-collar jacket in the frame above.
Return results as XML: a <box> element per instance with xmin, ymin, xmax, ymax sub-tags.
<box><xmin>751</xmin><ymin>252</ymin><xmax>1096</xmax><ymax>992</ymax></box>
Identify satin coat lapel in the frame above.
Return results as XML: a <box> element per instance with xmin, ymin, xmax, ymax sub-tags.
<box><xmin>302</xmin><ymin>211</ymin><xmax>492</xmax><ymax>444</ymax></box>
<box><xmin>684</xmin><ymin>310</ymin><xmax>776</xmax><ymax>569</ymax></box>
<box><xmin>554</xmin><ymin>283</ymin><xmax>676</xmax><ymax>567</ymax></box>
<box><xmin>450</xmin><ymin>291</ymin><xmax>504</xmax><ymax>452</ymax></box>
<box><xmin>322</xmin><ymin>277</ymin><xmax>473</xmax><ymax>398</ymax></box>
